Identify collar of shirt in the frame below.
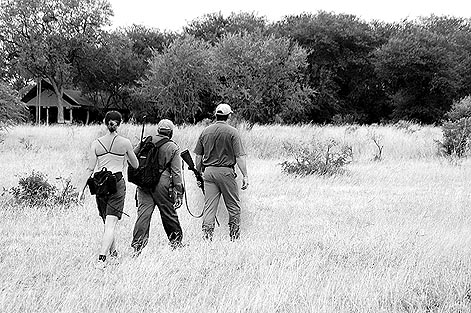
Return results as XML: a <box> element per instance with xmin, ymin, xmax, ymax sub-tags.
<box><xmin>155</xmin><ymin>134</ymin><xmax>170</xmax><ymax>140</ymax></box>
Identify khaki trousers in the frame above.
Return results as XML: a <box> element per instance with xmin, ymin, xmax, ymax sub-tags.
<box><xmin>202</xmin><ymin>167</ymin><xmax>241</xmax><ymax>238</ymax></box>
<box><xmin>131</xmin><ymin>173</ymin><xmax>182</xmax><ymax>251</ymax></box>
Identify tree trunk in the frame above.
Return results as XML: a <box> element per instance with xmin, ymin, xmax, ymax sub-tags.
<box><xmin>50</xmin><ymin>79</ymin><xmax>65</xmax><ymax>123</ymax></box>
<box><xmin>56</xmin><ymin>92</ymin><xmax>65</xmax><ymax>123</ymax></box>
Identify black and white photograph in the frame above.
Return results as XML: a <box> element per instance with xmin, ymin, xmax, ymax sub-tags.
<box><xmin>1</xmin><ymin>0</ymin><xmax>471</xmax><ymax>312</ymax></box>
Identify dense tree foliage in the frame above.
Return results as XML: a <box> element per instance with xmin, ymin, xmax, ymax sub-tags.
<box><xmin>374</xmin><ymin>23</ymin><xmax>461</xmax><ymax>123</ymax></box>
<box><xmin>73</xmin><ymin>32</ymin><xmax>144</xmax><ymax>110</ymax></box>
<box><xmin>138</xmin><ymin>36</ymin><xmax>216</xmax><ymax>124</ymax></box>
<box><xmin>0</xmin><ymin>0</ymin><xmax>112</xmax><ymax>123</ymax></box>
<box><xmin>72</xmin><ymin>25</ymin><xmax>175</xmax><ymax>115</ymax></box>
<box><xmin>272</xmin><ymin>12</ymin><xmax>390</xmax><ymax>123</ymax></box>
<box><xmin>213</xmin><ymin>32</ymin><xmax>313</xmax><ymax>124</ymax></box>
<box><xmin>184</xmin><ymin>12</ymin><xmax>267</xmax><ymax>44</ymax></box>
<box><xmin>2</xmin><ymin>2</ymin><xmax>471</xmax><ymax>125</ymax></box>
<box><xmin>0</xmin><ymin>82</ymin><xmax>26</xmax><ymax>128</ymax></box>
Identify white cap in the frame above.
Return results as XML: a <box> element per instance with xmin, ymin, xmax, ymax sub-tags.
<box><xmin>215</xmin><ymin>103</ymin><xmax>233</xmax><ymax>116</ymax></box>
<box><xmin>157</xmin><ymin>119</ymin><xmax>174</xmax><ymax>132</ymax></box>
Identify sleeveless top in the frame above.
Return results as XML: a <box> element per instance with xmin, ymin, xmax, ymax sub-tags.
<box><xmin>95</xmin><ymin>135</ymin><xmax>125</xmax><ymax>174</ymax></box>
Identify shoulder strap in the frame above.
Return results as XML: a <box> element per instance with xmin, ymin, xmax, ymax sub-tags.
<box><xmin>151</xmin><ymin>138</ymin><xmax>171</xmax><ymax>172</ymax></box>
<box><xmin>154</xmin><ymin>138</ymin><xmax>170</xmax><ymax>149</ymax></box>
<box><xmin>108</xmin><ymin>135</ymin><xmax>119</xmax><ymax>151</ymax></box>
<box><xmin>97</xmin><ymin>139</ymin><xmax>108</xmax><ymax>153</ymax></box>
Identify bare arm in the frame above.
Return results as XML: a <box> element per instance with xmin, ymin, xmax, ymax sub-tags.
<box><xmin>236</xmin><ymin>156</ymin><xmax>249</xmax><ymax>190</ymax></box>
<box><xmin>78</xmin><ymin>141</ymin><xmax>98</xmax><ymax>200</ymax></box>
<box><xmin>126</xmin><ymin>139</ymin><xmax>139</xmax><ymax>169</ymax></box>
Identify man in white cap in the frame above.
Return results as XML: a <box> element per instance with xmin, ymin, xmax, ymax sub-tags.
<box><xmin>131</xmin><ymin>119</ymin><xmax>184</xmax><ymax>254</ymax></box>
<box><xmin>193</xmin><ymin>103</ymin><xmax>249</xmax><ymax>240</ymax></box>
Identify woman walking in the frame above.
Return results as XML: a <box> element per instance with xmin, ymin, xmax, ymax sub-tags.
<box><xmin>79</xmin><ymin>111</ymin><xmax>138</xmax><ymax>269</ymax></box>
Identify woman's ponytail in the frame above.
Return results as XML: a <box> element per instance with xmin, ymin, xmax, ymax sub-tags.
<box><xmin>104</xmin><ymin>111</ymin><xmax>122</xmax><ymax>133</ymax></box>
<box><xmin>107</xmin><ymin>120</ymin><xmax>118</xmax><ymax>132</ymax></box>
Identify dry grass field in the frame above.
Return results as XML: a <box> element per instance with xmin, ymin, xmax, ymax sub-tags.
<box><xmin>1</xmin><ymin>122</ymin><xmax>471</xmax><ymax>312</ymax></box>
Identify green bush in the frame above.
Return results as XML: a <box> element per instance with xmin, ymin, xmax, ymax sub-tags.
<box><xmin>281</xmin><ymin>139</ymin><xmax>353</xmax><ymax>176</ymax></box>
<box><xmin>9</xmin><ymin>171</ymin><xmax>78</xmax><ymax>207</ymax></box>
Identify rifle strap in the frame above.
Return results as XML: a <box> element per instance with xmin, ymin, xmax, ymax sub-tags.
<box><xmin>181</xmin><ymin>162</ymin><xmax>219</xmax><ymax>226</ymax></box>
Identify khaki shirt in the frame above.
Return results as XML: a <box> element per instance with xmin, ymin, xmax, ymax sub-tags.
<box><xmin>134</xmin><ymin>134</ymin><xmax>183</xmax><ymax>195</ymax></box>
<box><xmin>194</xmin><ymin>121</ymin><xmax>246</xmax><ymax>167</ymax></box>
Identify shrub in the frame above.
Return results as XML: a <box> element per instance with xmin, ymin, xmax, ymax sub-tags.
<box><xmin>54</xmin><ymin>177</ymin><xmax>80</xmax><ymax>206</ymax></box>
<box><xmin>331</xmin><ymin>113</ymin><xmax>365</xmax><ymax>125</ymax></box>
<box><xmin>393</xmin><ymin>120</ymin><xmax>421</xmax><ymax>134</ymax></box>
<box><xmin>368</xmin><ymin>130</ymin><xmax>384</xmax><ymax>161</ymax></box>
<box><xmin>440</xmin><ymin>118</ymin><xmax>471</xmax><ymax>157</ymax></box>
<box><xmin>439</xmin><ymin>96</ymin><xmax>471</xmax><ymax>157</ymax></box>
<box><xmin>445</xmin><ymin>96</ymin><xmax>471</xmax><ymax>121</ymax></box>
<box><xmin>9</xmin><ymin>171</ymin><xmax>78</xmax><ymax>207</ymax></box>
<box><xmin>0</xmin><ymin>82</ymin><xmax>27</xmax><ymax>130</ymax></box>
<box><xmin>281</xmin><ymin>139</ymin><xmax>353</xmax><ymax>176</ymax></box>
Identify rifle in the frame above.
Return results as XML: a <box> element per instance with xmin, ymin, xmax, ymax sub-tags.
<box><xmin>138</xmin><ymin>115</ymin><xmax>147</xmax><ymax>149</ymax></box>
<box><xmin>180</xmin><ymin>149</ymin><xmax>219</xmax><ymax>226</ymax></box>
<box><xmin>180</xmin><ymin>149</ymin><xmax>204</xmax><ymax>194</ymax></box>
<box><xmin>132</xmin><ymin>114</ymin><xmax>146</xmax><ymax>207</ymax></box>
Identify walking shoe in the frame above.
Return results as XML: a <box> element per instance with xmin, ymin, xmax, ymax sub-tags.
<box><xmin>202</xmin><ymin>228</ymin><xmax>214</xmax><ymax>241</ymax></box>
<box><xmin>131</xmin><ymin>247</ymin><xmax>142</xmax><ymax>258</ymax></box>
<box><xmin>108</xmin><ymin>250</ymin><xmax>119</xmax><ymax>265</ymax></box>
<box><xmin>169</xmin><ymin>241</ymin><xmax>187</xmax><ymax>250</ymax></box>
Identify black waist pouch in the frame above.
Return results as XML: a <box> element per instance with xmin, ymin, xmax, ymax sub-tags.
<box><xmin>87</xmin><ymin>168</ymin><xmax>118</xmax><ymax>196</ymax></box>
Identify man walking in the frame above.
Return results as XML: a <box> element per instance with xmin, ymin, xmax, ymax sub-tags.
<box><xmin>194</xmin><ymin>103</ymin><xmax>249</xmax><ymax>240</ymax></box>
<box><xmin>131</xmin><ymin>119</ymin><xmax>184</xmax><ymax>254</ymax></box>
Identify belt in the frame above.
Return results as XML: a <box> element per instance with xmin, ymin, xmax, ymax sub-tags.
<box><xmin>114</xmin><ymin>172</ymin><xmax>123</xmax><ymax>181</ymax></box>
<box><xmin>205</xmin><ymin>165</ymin><xmax>235</xmax><ymax>169</ymax></box>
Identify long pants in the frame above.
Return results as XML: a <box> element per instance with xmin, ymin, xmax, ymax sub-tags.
<box><xmin>202</xmin><ymin>167</ymin><xmax>241</xmax><ymax>239</ymax></box>
<box><xmin>131</xmin><ymin>174</ymin><xmax>182</xmax><ymax>251</ymax></box>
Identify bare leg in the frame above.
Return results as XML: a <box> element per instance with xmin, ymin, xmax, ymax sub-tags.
<box><xmin>109</xmin><ymin>238</ymin><xmax>116</xmax><ymax>254</ymax></box>
<box><xmin>100</xmin><ymin>215</ymin><xmax>119</xmax><ymax>256</ymax></box>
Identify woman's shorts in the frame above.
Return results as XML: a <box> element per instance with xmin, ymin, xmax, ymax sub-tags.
<box><xmin>96</xmin><ymin>178</ymin><xmax>126</xmax><ymax>222</ymax></box>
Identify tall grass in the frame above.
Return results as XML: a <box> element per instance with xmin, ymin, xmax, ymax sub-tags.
<box><xmin>1</xmin><ymin>123</ymin><xmax>470</xmax><ymax>313</ymax></box>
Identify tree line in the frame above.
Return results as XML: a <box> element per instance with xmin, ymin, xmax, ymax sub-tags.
<box><xmin>1</xmin><ymin>0</ymin><xmax>471</xmax><ymax>125</ymax></box>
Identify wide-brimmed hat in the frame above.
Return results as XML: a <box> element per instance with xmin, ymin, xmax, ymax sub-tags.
<box><xmin>215</xmin><ymin>103</ymin><xmax>233</xmax><ymax>116</ymax></box>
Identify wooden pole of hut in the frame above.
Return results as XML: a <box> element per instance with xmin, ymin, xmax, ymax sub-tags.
<box><xmin>37</xmin><ymin>79</ymin><xmax>42</xmax><ymax>124</ymax></box>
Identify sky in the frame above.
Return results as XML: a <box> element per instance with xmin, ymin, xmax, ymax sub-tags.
<box><xmin>108</xmin><ymin>0</ymin><xmax>471</xmax><ymax>32</ymax></box>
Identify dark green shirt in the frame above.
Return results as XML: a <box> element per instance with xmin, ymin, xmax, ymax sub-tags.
<box><xmin>194</xmin><ymin>121</ymin><xmax>246</xmax><ymax>167</ymax></box>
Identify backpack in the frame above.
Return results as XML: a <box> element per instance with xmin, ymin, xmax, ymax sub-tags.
<box><xmin>128</xmin><ymin>136</ymin><xmax>170</xmax><ymax>188</ymax></box>
<box><xmin>87</xmin><ymin>167</ymin><xmax>117</xmax><ymax>196</ymax></box>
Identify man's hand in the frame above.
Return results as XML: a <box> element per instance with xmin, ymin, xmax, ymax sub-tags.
<box><xmin>174</xmin><ymin>196</ymin><xmax>183</xmax><ymax>209</ymax></box>
<box><xmin>241</xmin><ymin>176</ymin><xmax>249</xmax><ymax>190</ymax></box>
